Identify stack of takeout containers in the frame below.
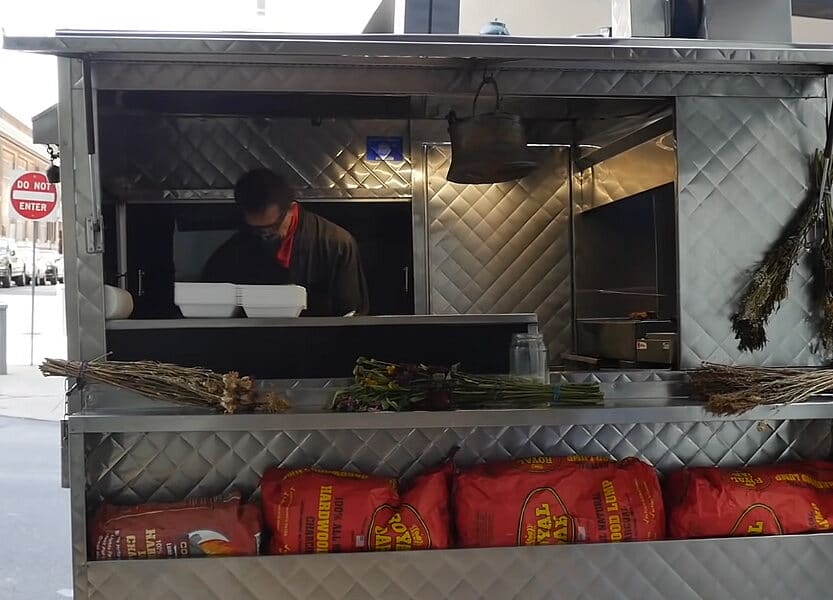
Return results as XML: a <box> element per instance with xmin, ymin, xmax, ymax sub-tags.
<box><xmin>238</xmin><ymin>285</ymin><xmax>307</xmax><ymax>318</ymax></box>
<box><xmin>174</xmin><ymin>283</ymin><xmax>240</xmax><ymax>317</ymax></box>
<box><xmin>174</xmin><ymin>283</ymin><xmax>307</xmax><ymax>318</ymax></box>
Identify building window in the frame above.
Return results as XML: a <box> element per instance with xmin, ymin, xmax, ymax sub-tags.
<box><xmin>1</xmin><ymin>150</ymin><xmax>13</xmax><ymax>237</ymax></box>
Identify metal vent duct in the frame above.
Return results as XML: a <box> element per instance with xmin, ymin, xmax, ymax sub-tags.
<box><xmin>793</xmin><ymin>0</ymin><xmax>833</xmax><ymax>19</ymax></box>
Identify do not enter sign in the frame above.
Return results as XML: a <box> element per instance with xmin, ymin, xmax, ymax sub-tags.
<box><xmin>10</xmin><ymin>171</ymin><xmax>59</xmax><ymax>221</ymax></box>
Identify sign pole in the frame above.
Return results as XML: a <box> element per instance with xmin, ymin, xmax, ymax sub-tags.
<box><xmin>7</xmin><ymin>171</ymin><xmax>58</xmax><ymax>367</ymax></box>
<box><xmin>30</xmin><ymin>232</ymin><xmax>36</xmax><ymax>366</ymax></box>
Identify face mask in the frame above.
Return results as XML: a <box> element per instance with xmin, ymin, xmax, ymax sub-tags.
<box><xmin>249</xmin><ymin>227</ymin><xmax>283</xmax><ymax>259</ymax></box>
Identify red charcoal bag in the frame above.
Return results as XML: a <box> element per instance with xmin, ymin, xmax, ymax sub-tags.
<box><xmin>665</xmin><ymin>461</ymin><xmax>833</xmax><ymax>539</ymax></box>
<box><xmin>261</xmin><ymin>464</ymin><xmax>452</xmax><ymax>554</ymax></box>
<box><xmin>455</xmin><ymin>456</ymin><xmax>665</xmax><ymax>548</ymax></box>
<box><xmin>89</xmin><ymin>492</ymin><xmax>262</xmax><ymax>560</ymax></box>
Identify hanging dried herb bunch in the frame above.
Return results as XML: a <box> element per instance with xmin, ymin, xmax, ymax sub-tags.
<box><xmin>813</xmin><ymin>148</ymin><xmax>833</xmax><ymax>349</ymax></box>
<box><xmin>731</xmin><ymin>154</ymin><xmax>822</xmax><ymax>352</ymax></box>
<box><xmin>40</xmin><ymin>358</ymin><xmax>290</xmax><ymax>414</ymax></box>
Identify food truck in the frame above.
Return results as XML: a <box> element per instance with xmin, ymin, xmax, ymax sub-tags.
<box><xmin>6</xmin><ymin>24</ymin><xmax>833</xmax><ymax>599</ymax></box>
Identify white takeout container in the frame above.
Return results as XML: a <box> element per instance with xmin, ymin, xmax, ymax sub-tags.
<box><xmin>175</xmin><ymin>283</ymin><xmax>307</xmax><ymax>318</ymax></box>
<box><xmin>175</xmin><ymin>282</ymin><xmax>240</xmax><ymax>318</ymax></box>
<box><xmin>238</xmin><ymin>284</ymin><xmax>307</xmax><ymax>318</ymax></box>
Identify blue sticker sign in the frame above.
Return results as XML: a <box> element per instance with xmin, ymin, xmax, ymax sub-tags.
<box><xmin>366</xmin><ymin>137</ymin><xmax>404</xmax><ymax>161</ymax></box>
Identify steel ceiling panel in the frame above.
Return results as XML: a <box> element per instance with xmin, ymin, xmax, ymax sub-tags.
<box><xmin>100</xmin><ymin>117</ymin><xmax>411</xmax><ymax>197</ymax></box>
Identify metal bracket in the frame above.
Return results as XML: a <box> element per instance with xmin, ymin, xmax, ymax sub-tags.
<box><xmin>575</xmin><ymin>114</ymin><xmax>674</xmax><ymax>171</ymax></box>
<box><xmin>85</xmin><ymin>216</ymin><xmax>103</xmax><ymax>253</ymax></box>
<box><xmin>60</xmin><ymin>419</ymin><xmax>69</xmax><ymax>489</ymax></box>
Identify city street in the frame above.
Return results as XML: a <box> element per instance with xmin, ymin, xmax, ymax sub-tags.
<box><xmin>0</xmin><ymin>417</ymin><xmax>72</xmax><ymax>599</ymax></box>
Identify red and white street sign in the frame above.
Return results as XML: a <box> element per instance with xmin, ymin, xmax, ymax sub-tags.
<box><xmin>9</xmin><ymin>171</ymin><xmax>59</xmax><ymax>221</ymax></box>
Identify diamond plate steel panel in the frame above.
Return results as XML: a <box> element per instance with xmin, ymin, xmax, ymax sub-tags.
<box><xmin>91</xmin><ymin>62</ymin><xmax>825</xmax><ymax>99</ymax></box>
<box><xmin>100</xmin><ymin>117</ymin><xmax>411</xmax><ymax>197</ymax></box>
<box><xmin>85</xmin><ymin>420</ymin><xmax>832</xmax><ymax>505</ymax></box>
<box><xmin>85</xmin><ymin>533</ymin><xmax>833</xmax><ymax>600</ymax></box>
<box><xmin>425</xmin><ymin>146</ymin><xmax>571</xmax><ymax>358</ymax></box>
<box><xmin>677</xmin><ymin>97</ymin><xmax>828</xmax><ymax>368</ymax></box>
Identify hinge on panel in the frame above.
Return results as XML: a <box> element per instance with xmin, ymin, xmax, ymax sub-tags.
<box><xmin>85</xmin><ymin>216</ymin><xmax>104</xmax><ymax>253</ymax></box>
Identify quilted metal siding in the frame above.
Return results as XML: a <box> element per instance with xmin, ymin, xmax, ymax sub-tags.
<box><xmin>60</xmin><ymin>58</ymin><xmax>106</xmax><ymax>362</ymax></box>
<box><xmin>100</xmin><ymin>116</ymin><xmax>411</xmax><ymax>197</ymax></box>
<box><xmin>676</xmin><ymin>96</ymin><xmax>828</xmax><ymax>367</ymax></box>
<box><xmin>80</xmin><ymin>420</ymin><xmax>833</xmax><ymax>600</ymax></box>
<box><xmin>84</xmin><ymin>420</ymin><xmax>832</xmax><ymax>505</ymax></box>
<box><xmin>425</xmin><ymin>146</ymin><xmax>572</xmax><ymax>358</ymax></box>
<box><xmin>85</xmin><ymin>534</ymin><xmax>833</xmax><ymax>600</ymax></box>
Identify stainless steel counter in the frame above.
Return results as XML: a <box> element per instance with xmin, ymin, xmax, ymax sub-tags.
<box><xmin>71</xmin><ymin>371</ymin><xmax>833</xmax><ymax>429</ymax></box>
<box><xmin>68</xmin><ymin>398</ymin><xmax>833</xmax><ymax>433</ymax></box>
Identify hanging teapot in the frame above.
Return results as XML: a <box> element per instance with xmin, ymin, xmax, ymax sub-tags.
<box><xmin>447</xmin><ymin>76</ymin><xmax>538</xmax><ymax>184</ymax></box>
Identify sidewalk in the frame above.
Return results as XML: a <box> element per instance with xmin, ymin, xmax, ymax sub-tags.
<box><xmin>0</xmin><ymin>286</ymin><xmax>67</xmax><ymax>421</ymax></box>
<box><xmin>0</xmin><ymin>365</ymin><xmax>66</xmax><ymax>421</ymax></box>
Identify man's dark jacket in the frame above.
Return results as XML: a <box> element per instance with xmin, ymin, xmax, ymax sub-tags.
<box><xmin>202</xmin><ymin>210</ymin><xmax>369</xmax><ymax>316</ymax></box>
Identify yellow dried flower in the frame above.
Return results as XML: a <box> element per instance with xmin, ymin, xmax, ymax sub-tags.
<box><xmin>260</xmin><ymin>391</ymin><xmax>291</xmax><ymax>413</ymax></box>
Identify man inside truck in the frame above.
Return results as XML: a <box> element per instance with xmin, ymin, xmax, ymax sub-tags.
<box><xmin>202</xmin><ymin>168</ymin><xmax>369</xmax><ymax>316</ymax></box>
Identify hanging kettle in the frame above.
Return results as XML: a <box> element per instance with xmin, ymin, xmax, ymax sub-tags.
<box><xmin>447</xmin><ymin>76</ymin><xmax>538</xmax><ymax>184</ymax></box>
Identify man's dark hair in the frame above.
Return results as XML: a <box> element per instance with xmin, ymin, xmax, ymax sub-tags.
<box><xmin>233</xmin><ymin>168</ymin><xmax>294</xmax><ymax>213</ymax></box>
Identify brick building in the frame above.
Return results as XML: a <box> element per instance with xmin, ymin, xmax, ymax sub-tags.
<box><xmin>0</xmin><ymin>106</ymin><xmax>61</xmax><ymax>249</ymax></box>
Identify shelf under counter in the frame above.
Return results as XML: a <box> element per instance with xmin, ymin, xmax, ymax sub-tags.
<box><xmin>104</xmin><ymin>313</ymin><xmax>539</xmax><ymax>379</ymax></box>
<box><xmin>105</xmin><ymin>313</ymin><xmax>539</xmax><ymax>330</ymax></box>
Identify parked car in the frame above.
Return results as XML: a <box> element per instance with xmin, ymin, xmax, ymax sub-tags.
<box><xmin>0</xmin><ymin>237</ymin><xmax>26</xmax><ymax>287</ymax></box>
<box><xmin>23</xmin><ymin>249</ymin><xmax>60</xmax><ymax>285</ymax></box>
<box><xmin>37</xmin><ymin>250</ymin><xmax>59</xmax><ymax>285</ymax></box>
<box><xmin>22</xmin><ymin>249</ymin><xmax>36</xmax><ymax>285</ymax></box>
<box><xmin>42</xmin><ymin>261</ymin><xmax>59</xmax><ymax>285</ymax></box>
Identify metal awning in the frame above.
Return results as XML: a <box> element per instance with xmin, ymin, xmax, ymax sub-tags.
<box><xmin>4</xmin><ymin>31</ymin><xmax>833</xmax><ymax>71</ymax></box>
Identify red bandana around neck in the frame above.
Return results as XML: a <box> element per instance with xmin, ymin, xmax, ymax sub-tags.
<box><xmin>276</xmin><ymin>203</ymin><xmax>300</xmax><ymax>268</ymax></box>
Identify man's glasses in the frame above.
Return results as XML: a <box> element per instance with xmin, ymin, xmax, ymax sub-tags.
<box><xmin>247</xmin><ymin>207</ymin><xmax>289</xmax><ymax>238</ymax></box>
